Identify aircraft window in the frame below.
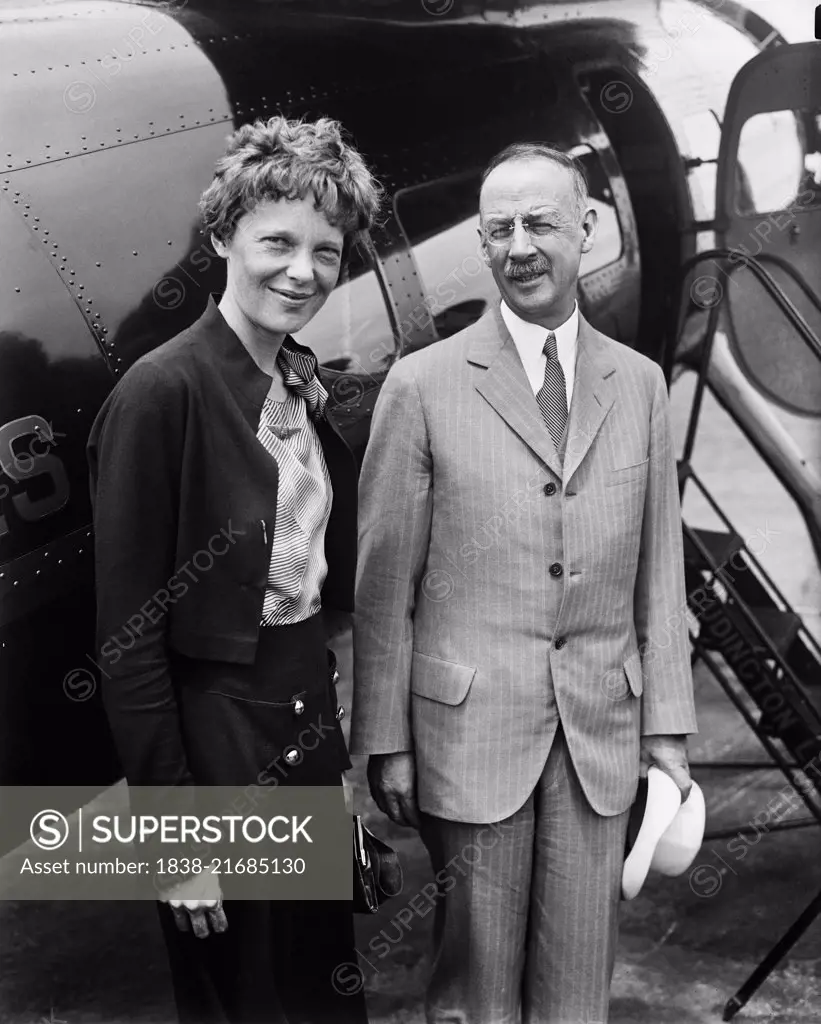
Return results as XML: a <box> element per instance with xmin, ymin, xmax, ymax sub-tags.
<box><xmin>394</xmin><ymin>146</ymin><xmax>623</xmax><ymax>339</ymax></box>
<box><xmin>394</xmin><ymin>171</ymin><xmax>495</xmax><ymax>340</ymax></box>
<box><xmin>735</xmin><ymin>109</ymin><xmax>821</xmax><ymax>216</ymax></box>
<box><xmin>293</xmin><ymin>242</ymin><xmax>395</xmax><ymax>375</ymax></box>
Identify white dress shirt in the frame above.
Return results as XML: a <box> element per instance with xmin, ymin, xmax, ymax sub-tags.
<box><xmin>500</xmin><ymin>299</ymin><xmax>579</xmax><ymax>409</ymax></box>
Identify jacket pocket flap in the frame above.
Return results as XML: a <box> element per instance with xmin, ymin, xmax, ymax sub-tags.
<box><xmin>624</xmin><ymin>650</ymin><xmax>644</xmax><ymax>696</ymax></box>
<box><xmin>411</xmin><ymin>651</ymin><xmax>476</xmax><ymax>706</ymax></box>
<box><xmin>606</xmin><ymin>459</ymin><xmax>649</xmax><ymax>487</ymax></box>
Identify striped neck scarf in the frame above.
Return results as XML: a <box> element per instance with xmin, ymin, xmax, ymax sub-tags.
<box><xmin>276</xmin><ymin>338</ymin><xmax>328</xmax><ymax>421</ymax></box>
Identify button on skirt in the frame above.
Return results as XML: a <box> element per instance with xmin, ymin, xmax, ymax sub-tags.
<box><xmin>157</xmin><ymin>611</ymin><xmax>365</xmax><ymax>1024</ymax></box>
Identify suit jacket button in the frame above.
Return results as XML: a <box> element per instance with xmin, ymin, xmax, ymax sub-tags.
<box><xmin>543</xmin><ymin>482</ymin><xmax>556</xmax><ymax>496</ymax></box>
<box><xmin>554</xmin><ymin>636</ymin><xmax>567</xmax><ymax>650</ymax></box>
<box><xmin>549</xmin><ymin>562</ymin><xmax>563</xmax><ymax>577</ymax></box>
<box><xmin>336</xmin><ymin>705</ymin><xmax>345</xmax><ymax>721</ymax></box>
<box><xmin>284</xmin><ymin>747</ymin><xmax>301</xmax><ymax>765</ymax></box>
<box><xmin>292</xmin><ymin>698</ymin><xmax>305</xmax><ymax>716</ymax></box>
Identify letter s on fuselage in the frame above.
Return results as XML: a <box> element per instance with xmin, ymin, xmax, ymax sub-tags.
<box><xmin>0</xmin><ymin>415</ymin><xmax>69</xmax><ymax>539</ymax></box>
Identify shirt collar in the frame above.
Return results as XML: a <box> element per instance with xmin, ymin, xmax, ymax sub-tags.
<box><xmin>500</xmin><ymin>299</ymin><xmax>579</xmax><ymax>364</ymax></box>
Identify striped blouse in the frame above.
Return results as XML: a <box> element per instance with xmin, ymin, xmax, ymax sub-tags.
<box><xmin>256</xmin><ymin>368</ymin><xmax>333</xmax><ymax>626</ymax></box>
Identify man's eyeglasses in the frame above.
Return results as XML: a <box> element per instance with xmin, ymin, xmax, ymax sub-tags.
<box><xmin>483</xmin><ymin>214</ymin><xmax>557</xmax><ymax>248</ymax></box>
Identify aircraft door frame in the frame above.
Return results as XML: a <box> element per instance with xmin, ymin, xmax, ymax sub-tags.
<box><xmin>371</xmin><ymin>55</ymin><xmax>643</xmax><ymax>360</ymax></box>
<box><xmin>575</xmin><ymin>62</ymin><xmax>695</xmax><ymax>371</ymax></box>
<box><xmin>715</xmin><ymin>41</ymin><xmax>821</xmax><ymax>416</ymax></box>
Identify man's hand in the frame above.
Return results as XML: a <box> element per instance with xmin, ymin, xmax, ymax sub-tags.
<box><xmin>641</xmin><ymin>734</ymin><xmax>692</xmax><ymax>801</ymax></box>
<box><xmin>158</xmin><ymin>865</ymin><xmax>227</xmax><ymax>938</ymax></box>
<box><xmin>367</xmin><ymin>752</ymin><xmax>420</xmax><ymax>829</ymax></box>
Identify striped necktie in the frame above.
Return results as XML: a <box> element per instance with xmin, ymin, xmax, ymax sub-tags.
<box><xmin>536</xmin><ymin>330</ymin><xmax>567</xmax><ymax>445</ymax></box>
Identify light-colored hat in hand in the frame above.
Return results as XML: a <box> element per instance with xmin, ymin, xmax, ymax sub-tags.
<box><xmin>621</xmin><ymin>766</ymin><xmax>706</xmax><ymax>901</ymax></box>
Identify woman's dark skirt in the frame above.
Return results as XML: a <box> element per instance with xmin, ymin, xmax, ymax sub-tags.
<box><xmin>156</xmin><ymin>612</ymin><xmax>366</xmax><ymax>1024</ymax></box>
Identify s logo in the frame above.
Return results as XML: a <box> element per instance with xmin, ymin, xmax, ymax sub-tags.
<box><xmin>0</xmin><ymin>415</ymin><xmax>69</xmax><ymax>538</ymax></box>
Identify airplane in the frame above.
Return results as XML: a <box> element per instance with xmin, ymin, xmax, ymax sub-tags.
<box><xmin>0</xmin><ymin>0</ymin><xmax>819</xmax><ymax>819</ymax></box>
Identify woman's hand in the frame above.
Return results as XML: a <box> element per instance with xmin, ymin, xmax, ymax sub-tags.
<box><xmin>159</xmin><ymin>866</ymin><xmax>228</xmax><ymax>938</ymax></box>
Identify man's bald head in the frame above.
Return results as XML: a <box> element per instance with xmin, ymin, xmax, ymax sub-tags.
<box><xmin>480</xmin><ymin>143</ymin><xmax>589</xmax><ymax>221</ymax></box>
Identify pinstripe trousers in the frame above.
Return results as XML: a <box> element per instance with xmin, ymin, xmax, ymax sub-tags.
<box><xmin>419</xmin><ymin>726</ymin><xmax>630</xmax><ymax>1024</ymax></box>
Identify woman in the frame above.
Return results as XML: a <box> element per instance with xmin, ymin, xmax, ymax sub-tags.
<box><xmin>87</xmin><ymin>116</ymin><xmax>381</xmax><ymax>1023</ymax></box>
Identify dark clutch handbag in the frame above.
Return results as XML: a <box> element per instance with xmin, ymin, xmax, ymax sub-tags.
<box><xmin>325</xmin><ymin>649</ymin><xmax>403</xmax><ymax>913</ymax></box>
<box><xmin>353</xmin><ymin>813</ymin><xmax>404</xmax><ymax>914</ymax></box>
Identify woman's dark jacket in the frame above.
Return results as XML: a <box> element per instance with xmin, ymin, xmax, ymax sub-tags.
<box><xmin>86</xmin><ymin>295</ymin><xmax>358</xmax><ymax>790</ymax></box>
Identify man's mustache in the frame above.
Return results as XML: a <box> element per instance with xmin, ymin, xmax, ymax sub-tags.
<box><xmin>504</xmin><ymin>255</ymin><xmax>551</xmax><ymax>279</ymax></box>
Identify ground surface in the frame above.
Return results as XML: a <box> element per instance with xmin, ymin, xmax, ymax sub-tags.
<box><xmin>1</xmin><ymin>372</ymin><xmax>819</xmax><ymax>1023</ymax></box>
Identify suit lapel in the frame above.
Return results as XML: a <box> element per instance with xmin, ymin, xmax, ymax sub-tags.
<box><xmin>471</xmin><ymin>306</ymin><xmax>563</xmax><ymax>479</ymax></box>
<box><xmin>563</xmin><ymin>314</ymin><xmax>617</xmax><ymax>485</ymax></box>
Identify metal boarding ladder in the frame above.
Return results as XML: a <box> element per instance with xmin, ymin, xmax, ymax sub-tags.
<box><xmin>670</xmin><ymin>249</ymin><xmax>821</xmax><ymax>1020</ymax></box>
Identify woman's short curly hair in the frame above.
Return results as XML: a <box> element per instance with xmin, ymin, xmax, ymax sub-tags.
<box><xmin>198</xmin><ymin>116</ymin><xmax>383</xmax><ymax>255</ymax></box>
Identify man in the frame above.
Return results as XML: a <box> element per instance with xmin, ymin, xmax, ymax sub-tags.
<box><xmin>350</xmin><ymin>142</ymin><xmax>698</xmax><ymax>1023</ymax></box>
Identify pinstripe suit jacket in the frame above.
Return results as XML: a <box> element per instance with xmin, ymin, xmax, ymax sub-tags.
<box><xmin>350</xmin><ymin>303</ymin><xmax>698</xmax><ymax>822</ymax></box>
